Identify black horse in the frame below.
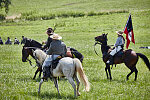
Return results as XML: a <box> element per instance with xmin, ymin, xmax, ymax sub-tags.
<box><xmin>95</xmin><ymin>33</ymin><xmax>150</xmax><ymax>81</ymax></box>
<box><xmin>22</xmin><ymin>38</ymin><xmax>43</xmax><ymax>79</ymax></box>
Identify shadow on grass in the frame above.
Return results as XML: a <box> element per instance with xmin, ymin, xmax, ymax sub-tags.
<box><xmin>92</xmin><ymin>76</ymin><xmax>137</xmax><ymax>84</ymax></box>
<box><xmin>31</xmin><ymin>91</ymin><xmax>76</xmax><ymax>100</ymax></box>
<box><xmin>16</xmin><ymin>76</ymin><xmax>33</xmax><ymax>82</ymax></box>
<box><xmin>17</xmin><ymin>76</ymin><xmax>43</xmax><ymax>82</ymax></box>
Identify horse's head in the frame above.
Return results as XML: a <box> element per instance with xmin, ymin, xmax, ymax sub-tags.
<box><xmin>22</xmin><ymin>38</ymin><xmax>34</xmax><ymax>62</ymax></box>
<box><xmin>22</xmin><ymin>46</ymin><xmax>34</xmax><ymax>62</ymax></box>
<box><xmin>22</xmin><ymin>38</ymin><xmax>42</xmax><ymax>62</ymax></box>
<box><xmin>95</xmin><ymin>33</ymin><xmax>108</xmax><ymax>44</ymax></box>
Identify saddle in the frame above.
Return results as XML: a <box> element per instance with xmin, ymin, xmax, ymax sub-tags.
<box><xmin>43</xmin><ymin>56</ymin><xmax>62</xmax><ymax>81</ymax></box>
<box><xmin>114</xmin><ymin>50</ymin><xmax>124</xmax><ymax>57</ymax></box>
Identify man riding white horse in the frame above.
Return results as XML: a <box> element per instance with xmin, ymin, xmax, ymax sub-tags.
<box><xmin>107</xmin><ymin>30</ymin><xmax>125</xmax><ymax>65</ymax></box>
<box><xmin>42</xmin><ymin>34</ymin><xmax>67</xmax><ymax>80</ymax></box>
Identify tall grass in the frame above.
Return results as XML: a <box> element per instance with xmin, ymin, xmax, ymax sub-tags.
<box><xmin>20</xmin><ymin>10</ymin><xmax>128</xmax><ymax>21</ymax></box>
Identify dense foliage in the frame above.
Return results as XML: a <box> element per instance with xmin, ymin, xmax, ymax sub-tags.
<box><xmin>0</xmin><ymin>0</ymin><xmax>11</xmax><ymax>13</ymax></box>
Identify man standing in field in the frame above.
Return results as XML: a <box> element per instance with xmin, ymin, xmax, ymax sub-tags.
<box><xmin>0</xmin><ymin>37</ymin><xmax>3</xmax><ymax>45</ymax></box>
<box><xmin>14</xmin><ymin>37</ymin><xmax>20</xmax><ymax>45</ymax></box>
<box><xmin>21</xmin><ymin>36</ymin><xmax>26</xmax><ymax>44</ymax></box>
<box><xmin>5</xmin><ymin>37</ymin><xmax>12</xmax><ymax>45</ymax></box>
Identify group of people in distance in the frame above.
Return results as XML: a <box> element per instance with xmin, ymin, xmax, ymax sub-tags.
<box><xmin>0</xmin><ymin>36</ymin><xmax>21</xmax><ymax>45</ymax></box>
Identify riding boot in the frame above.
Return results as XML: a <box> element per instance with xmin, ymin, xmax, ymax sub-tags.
<box><xmin>106</xmin><ymin>55</ymin><xmax>113</xmax><ymax>65</ymax></box>
<box><xmin>109</xmin><ymin>55</ymin><xmax>113</xmax><ymax>65</ymax></box>
<box><xmin>42</xmin><ymin>67</ymin><xmax>50</xmax><ymax>81</ymax></box>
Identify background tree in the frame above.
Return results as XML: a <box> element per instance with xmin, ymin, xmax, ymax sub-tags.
<box><xmin>0</xmin><ymin>0</ymin><xmax>11</xmax><ymax>14</ymax></box>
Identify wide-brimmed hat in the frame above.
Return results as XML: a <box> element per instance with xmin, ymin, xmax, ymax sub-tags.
<box><xmin>116</xmin><ymin>30</ymin><xmax>123</xmax><ymax>35</ymax></box>
<box><xmin>47</xmin><ymin>27</ymin><xmax>54</xmax><ymax>34</ymax></box>
<box><xmin>50</xmin><ymin>34</ymin><xmax>62</xmax><ymax>40</ymax></box>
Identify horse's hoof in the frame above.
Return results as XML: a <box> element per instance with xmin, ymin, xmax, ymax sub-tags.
<box><xmin>110</xmin><ymin>77</ymin><xmax>112</xmax><ymax>81</ymax></box>
<box><xmin>77</xmin><ymin>92</ymin><xmax>81</xmax><ymax>96</ymax></box>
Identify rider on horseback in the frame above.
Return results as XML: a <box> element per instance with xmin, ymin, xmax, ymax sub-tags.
<box><xmin>66</xmin><ymin>47</ymin><xmax>84</xmax><ymax>63</ymax></box>
<box><xmin>42</xmin><ymin>27</ymin><xmax>54</xmax><ymax>50</ymax></box>
<box><xmin>106</xmin><ymin>31</ymin><xmax>125</xmax><ymax>65</ymax></box>
<box><xmin>42</xmin><ymin>33</ymin><xmax>67</xmax><ymax>80</ymax></box>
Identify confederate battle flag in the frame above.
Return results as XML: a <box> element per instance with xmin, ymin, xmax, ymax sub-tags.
<box><xmin>123</xmin><ymin>14</ymin><xmax>135</xmax><ymax>49</ymax></box>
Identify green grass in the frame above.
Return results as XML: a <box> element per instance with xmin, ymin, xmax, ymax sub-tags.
<box><xmin>0</xmin><ymin>0</ymin><xmax>150</xmax><ymax>100</ymax></box>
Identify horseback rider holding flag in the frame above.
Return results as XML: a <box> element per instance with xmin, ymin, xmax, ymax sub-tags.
<box><xmin>106</xmin><ymin>31</ymin><xmax>125</xmax><ymax>65</ymax></box>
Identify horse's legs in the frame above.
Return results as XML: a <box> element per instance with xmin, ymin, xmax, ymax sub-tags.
<box><xmin>105</xmin><ymin>67</ymin><xmax>109</xmax><ymax>79</ymax></box>
<box><xmin>67</xmin><ymin>77</ymin><xmax>77</xmax><ymax>98</ymax></box>
<box><xmin>53</xmin><ymin>77</ymin><xmax>60</xmax><ymax>96</ymax></box>
<box><xmin>127</xmin><ymin>66</ymin><xmax>138</xmax><ymax>81</ymax></box>
<box><xmin>33</xmin><ymin>68</ymin><xmax>39</xmax><ymax>79</ymax></box>
<box><xmin>74</xmin><ymin>74</ymin><xmax>80</xmax><ymax>96</ymax></box>
<box><xmin>38</xmin><ymin>79</ymin><xmax>44</xmax><ymax>94</ymax></box>
<box><xmin>108</xmin><ymin>66</ymin><xmax>112</xmax><ymax>80</ymax></box>
<box><xmin>105</xmin><ymin>64</ymin><xmax>112</xmax><ymax>80</ymax></box>
<box><xmin>127</xmin><ymin>70</ymin><xmax>133</xmax><ymax>80</ymax></box>
<box><xmin>134</xmin><ymin>67</ymin><xmax>138</xmax><ymax>81</ymax></box>
<box><xmin>39</xmin><ymin>67</ymin><xmax>42</xmax><ymax>78</ymax></box>
<box><xmin>39</xmin><ymin>71</ymin><xmax>42</xmax><ymax>78</ymax></box>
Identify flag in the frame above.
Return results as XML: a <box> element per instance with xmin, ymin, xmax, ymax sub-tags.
<box><xmin>123</xmin><ymin>14</ymin><xmax>135</xmax><ymax>49</ymax></box>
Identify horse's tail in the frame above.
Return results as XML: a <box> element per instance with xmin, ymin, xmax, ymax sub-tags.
<box><xmin>73</xmin><ymin>58</ymin><xmax>90</xmax><ymax>92</ymax></box>
<box><xmin>137</xmin><ymin>53</ymin><xmax>150</xmax><ymax>70</ymax></box>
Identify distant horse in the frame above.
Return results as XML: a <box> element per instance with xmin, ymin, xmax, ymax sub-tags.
<box><xmin>22</xmin><ymin>38</ymin><xmax>42</xmax><ymax>79</ymax></box>
<box><xmin>33</xmin><ymin>49</ymin><xmax>90</xmax><ymax>98</ymax></box>
<box><xmin>94</xmin><ymin>33</ymin><xmax>150</xmax><ymax>81</ymax></box>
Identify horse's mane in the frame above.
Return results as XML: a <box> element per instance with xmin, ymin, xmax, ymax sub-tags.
<box><xmin>24</xmin><ymin>38</ymin><xmax>42</xmax><ymax>48</ymax></box>
<box><xmin>31</xmin><ymin>40</ymin><xmax>42</xmax><ymax>48</ymax></box>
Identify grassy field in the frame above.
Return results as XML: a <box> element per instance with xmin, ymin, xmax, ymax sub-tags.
<box><xmin>0</xmin><ymin>0</ymin><xmax>150</xmax><ymax>100</ymax></box>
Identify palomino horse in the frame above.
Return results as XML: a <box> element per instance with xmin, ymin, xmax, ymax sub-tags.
<box><xmin>33</xmin><ymin>49</ymin><xmax>90</xmax><ymax>97</ymax></box>
<box><xmin>95</xmin><ymin>33</ymin><xmax>150</xmax><ymax>81</ymax></box>
<box><xmin>22</xmin><ymin>38</ymin><xmax>42</xmax><ymax>79</ymax></box>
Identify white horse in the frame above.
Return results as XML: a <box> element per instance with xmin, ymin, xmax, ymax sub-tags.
<box><xmin>33</xmin><ymin>49</ymin><xmax>90</xmax><ymax>97</ymax></box>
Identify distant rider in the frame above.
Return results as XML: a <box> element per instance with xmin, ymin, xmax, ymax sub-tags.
<box><xmin>41</xmin><ymin>28</ymin><xmax>54</xmax><ymax>50</ymax></box>
<box><xmin>66</xmin><ymin>47</ymin><xmax>84</xmax><ymax>63</ymax></box>
<box><xmin>106</xmin><ymin>31</ymin><xmax>125</xmax><ymax>65</ymax></box>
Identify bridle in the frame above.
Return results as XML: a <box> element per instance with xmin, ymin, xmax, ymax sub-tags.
<box><xmin>94</xmin><ymin>41</ymin><xmax>102</xmax><ymax>56</ymax></box>
<box><xmin>23</xmin><ymin>47</ymin><xmax>41</xmax><ymax>67</ymax></box>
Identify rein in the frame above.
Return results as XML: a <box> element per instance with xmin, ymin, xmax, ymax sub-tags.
<box><xmin>27</xmin><ymin>58</ymin><xmax>33</xmax><ymax>66</ymax></box>
<box><xmin>24</xmin><ymin>47</ymin><xmax>40</xmax><ymax>49</ymax></box>
<box><xmin>94</xmin><ymin>42</ymin><xmax>102</xmax><ymax>56</ymax></box>
<box><xmin>24</xmin><ymin>46</ymin><xmax>41</xmax><ymax>67</ymax></box>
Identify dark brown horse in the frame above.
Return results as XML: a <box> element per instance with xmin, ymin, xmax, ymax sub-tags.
<box><xmin>22</xmin><ymin>38</ymin><xmax>42</xmax><ymax>79</ymax></box>
<box><xmin>94</xmin><ymin>33</ymin><xmax>150</xmax><ymax>81</ymax></box>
